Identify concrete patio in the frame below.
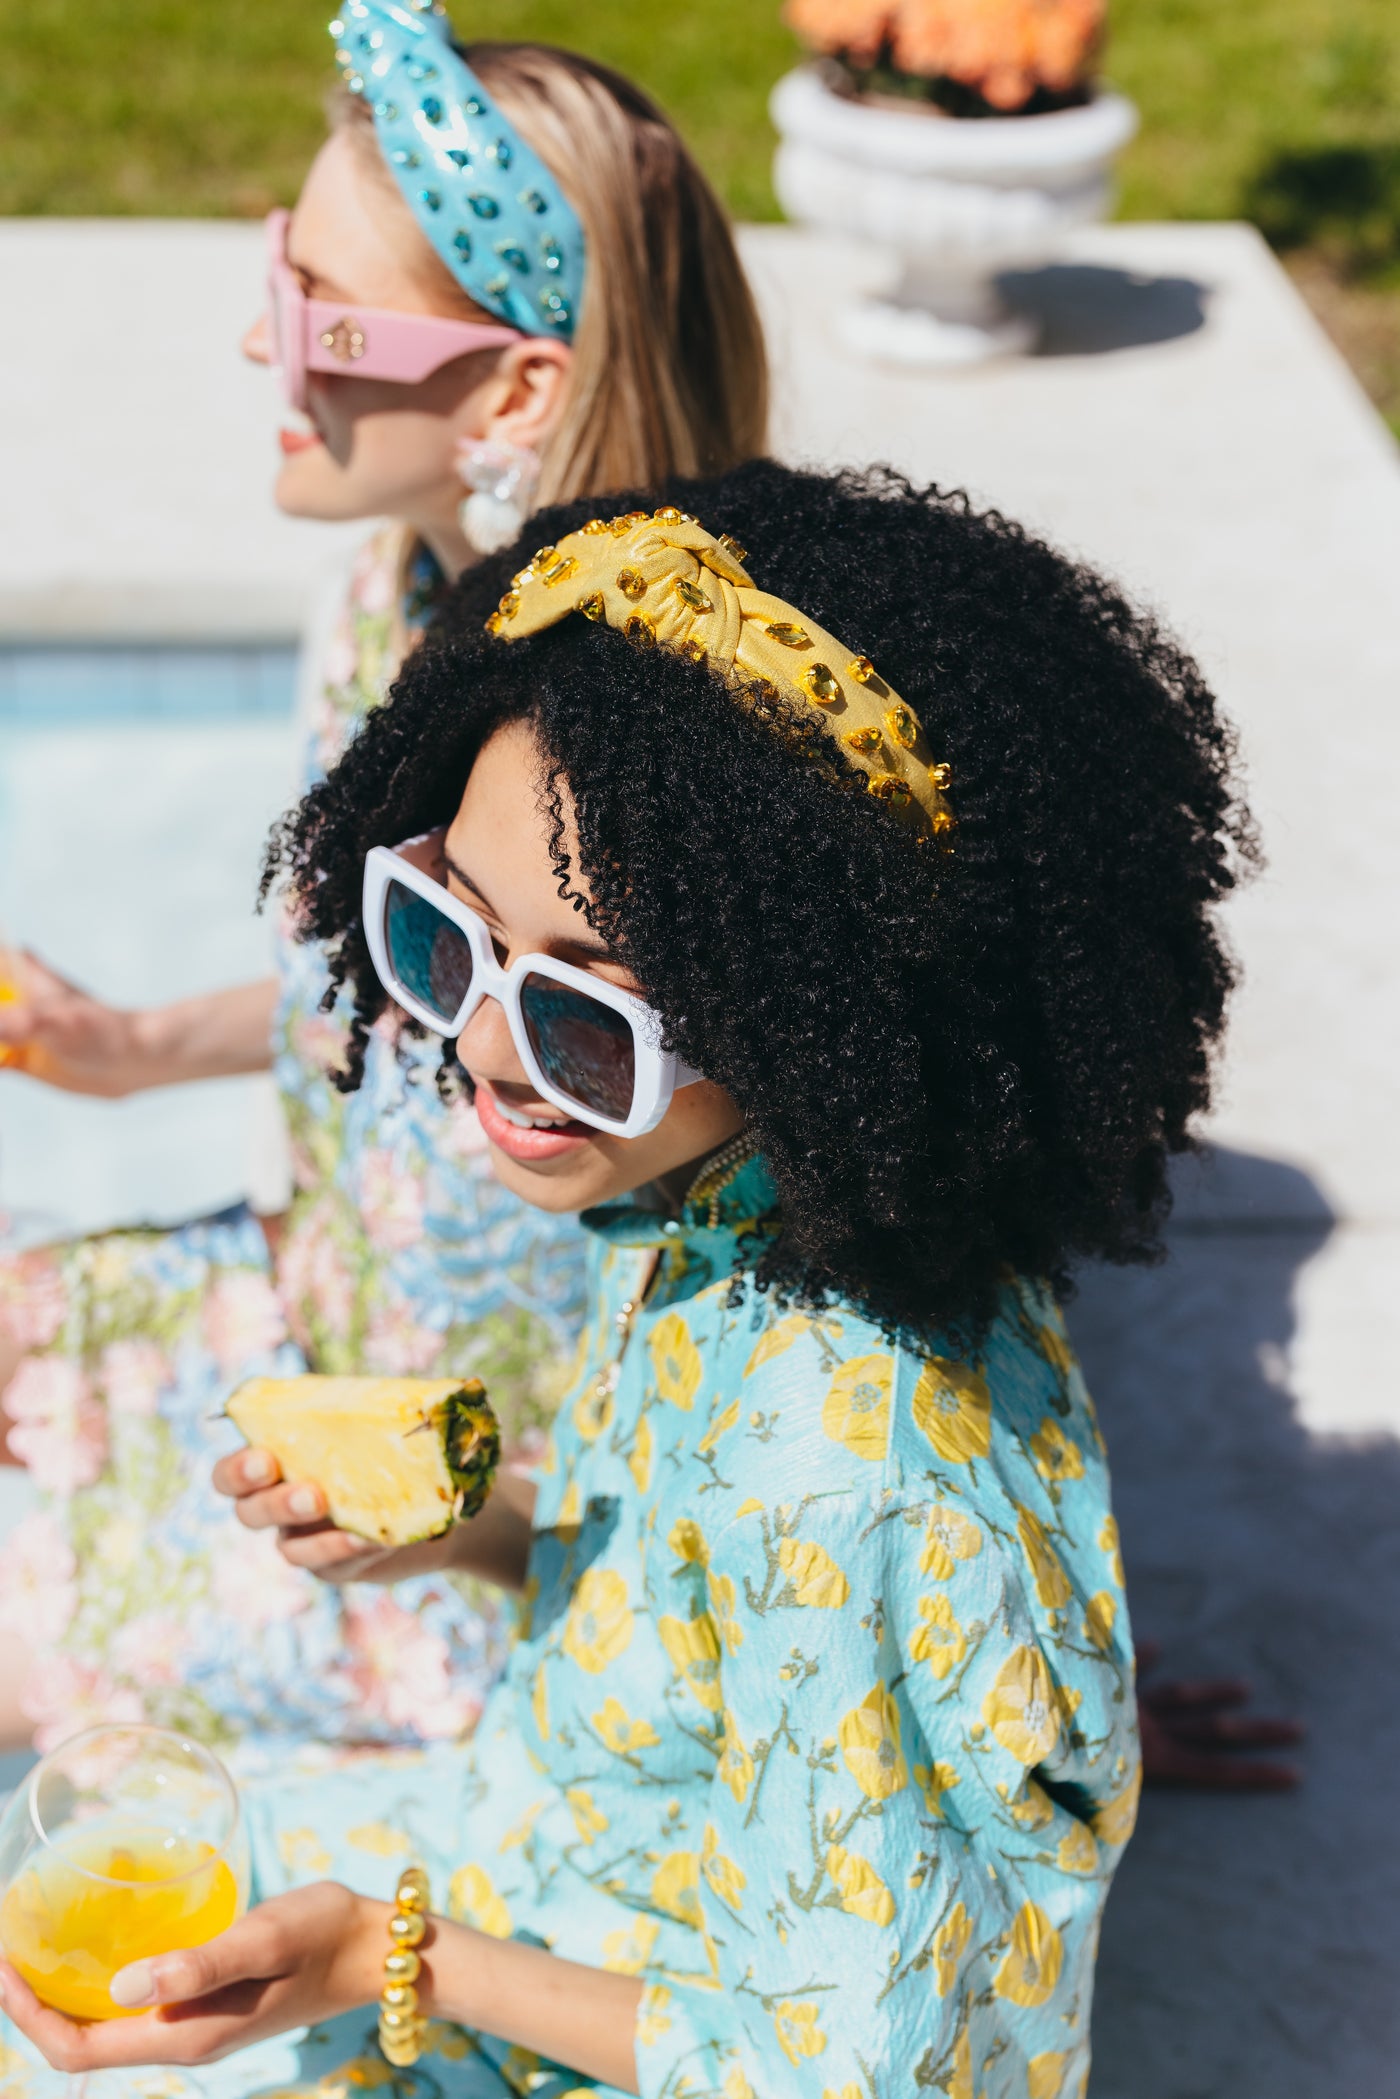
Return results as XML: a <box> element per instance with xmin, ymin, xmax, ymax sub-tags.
<box><xmin>3</xmin><ymin>214</ymin><xmax>1399</xmax><ymax>2094</ymax></box>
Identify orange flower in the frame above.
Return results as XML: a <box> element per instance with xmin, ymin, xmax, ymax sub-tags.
<box><xmin>786</xmin><ymin>0</ymin><xmax>1104</xmax><ymax>111</ymax></box>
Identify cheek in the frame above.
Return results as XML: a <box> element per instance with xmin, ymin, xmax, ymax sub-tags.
<box><xmin>310</xmin><ymin>385</ymin><xmax>459</xmax><ymax>493</ymax></box>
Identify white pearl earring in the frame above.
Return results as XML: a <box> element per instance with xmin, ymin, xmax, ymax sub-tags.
<box><xmin>455</xmin><ymin>436</ymin><xmax>541</xmax><ymax>556</ymax></box>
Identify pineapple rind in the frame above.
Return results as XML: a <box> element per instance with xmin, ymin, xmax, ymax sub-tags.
<box><xmin>227</xmin><ymin>1375</ymin><xmax>500</xmax><ymax>1547</ymax></box>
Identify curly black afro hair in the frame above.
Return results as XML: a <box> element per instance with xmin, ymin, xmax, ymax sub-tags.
<box><xmin>265</xmin><ymin>459</ymin><xmax>1256</xmax><ymax>1340</ymax></box>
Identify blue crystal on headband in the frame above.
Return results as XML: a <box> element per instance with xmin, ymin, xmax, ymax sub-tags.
<box><xmin>328</xmin><ymin>0</ymin><xmax>585</xmax><ymax>338</ymax></box>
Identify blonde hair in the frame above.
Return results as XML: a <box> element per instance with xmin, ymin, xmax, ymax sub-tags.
<box><xmin>334</xmin><ymin>45</ymin><xmax>768</xmax><ymax>504</ymax></box>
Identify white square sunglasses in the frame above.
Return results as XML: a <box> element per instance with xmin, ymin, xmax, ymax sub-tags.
<box><xmin>363</xmin><ymin>838</ymin><xmax>702</xmax><ymax>1139</ymax></box>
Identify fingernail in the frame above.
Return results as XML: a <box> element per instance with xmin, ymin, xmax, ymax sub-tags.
<box><xmin>109</xmin><ymin>1959</ymin><xmax>157</xmax><ymax>2008</ymax></box>
<box><xmin>289</xmin><ymin>1486</ymin><xmax>321</xmax><ymax>1519</ymax></box>
<box><xmin>242</xmin><ymin>1451</ymin><xmax>275</xmax><ymax>1486</ymax></box>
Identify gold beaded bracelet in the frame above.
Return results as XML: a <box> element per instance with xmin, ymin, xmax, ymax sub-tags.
<box><xmin>378</xmin><ymin>1866</ymin><xmax>431</xmax><ymax>2067</ymax></box>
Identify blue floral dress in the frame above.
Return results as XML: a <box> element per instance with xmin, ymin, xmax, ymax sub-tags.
<box><xmin>49</xmin><ymin>1151</ymin><xmax>1137</xmax><ymax>2099</ymax></box>
<box><xmin>0</xmin><ymin>529</ymin><xmax>589</xmax><ymax>1761</ymax></box>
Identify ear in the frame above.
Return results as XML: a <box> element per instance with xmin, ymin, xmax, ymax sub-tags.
<box><xmin>471</xmin><ymin>338</ymin><xmax>573</xmax><ymax>455</ymax></box>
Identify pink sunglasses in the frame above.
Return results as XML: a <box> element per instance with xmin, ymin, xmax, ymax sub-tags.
<box><xmin>263</xmin><ymin>208</ymin><xmax>524</xmax><ymax>414</ymax></box>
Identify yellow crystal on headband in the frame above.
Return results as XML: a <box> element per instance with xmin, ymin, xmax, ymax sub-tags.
<box><xmin>484</xmin><ymin>509</ymin><xmax>955</xmax><ymax>843</ymax></box>
<box><xmin>800</xmin><ymin>663</ymin><xmax>841</xmax><ymax>705</ymax></box>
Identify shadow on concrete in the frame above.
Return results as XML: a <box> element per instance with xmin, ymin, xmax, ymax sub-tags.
<box><xmin>998</xmin><ymin>263</ymin><xmax>1212</xmax><ymax>357</ymax></box>
<box><xmin>1070</xmin><ymin>1147</ymin><xmax>1400</xmax><ymax>2095</ymax></box>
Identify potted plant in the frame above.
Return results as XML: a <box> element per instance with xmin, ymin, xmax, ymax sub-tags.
<box><xmin>771</xmin><ymin>0</ymin><xmax>1138</xmax><ymax>362</ymax></box>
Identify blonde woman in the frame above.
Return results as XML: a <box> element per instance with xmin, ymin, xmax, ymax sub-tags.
<box><xmin>0</xmin><ymin>2</ymin><xmax>768</xmax><ymax>1762</ymax></box>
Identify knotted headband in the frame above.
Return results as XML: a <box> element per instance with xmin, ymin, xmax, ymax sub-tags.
<box><xmin>331</xmin><ymin>0</ymin><xmax>586</xmax><ymax>338</ymax></box>
<box><xmin>485</xmin><ymin>508</ymin><xmax>956</xmax><ymax>844</ymax></box>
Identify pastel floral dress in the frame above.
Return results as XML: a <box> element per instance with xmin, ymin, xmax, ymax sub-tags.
<box><xmin>0</xmin><ymin>529</ymin><xmax>589</xmax><ymax>1762</ymax></box>
<box><xmin>69</xmin><ymin>1151</ymin><xmax>1137</xmax><ymax>2099</ymax></box>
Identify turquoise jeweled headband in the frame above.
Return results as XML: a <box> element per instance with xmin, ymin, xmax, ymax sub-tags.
<box><xmin>330</xmin><ymin>0</ymin><xmax>586</xmax><ymax>339</ymax></box>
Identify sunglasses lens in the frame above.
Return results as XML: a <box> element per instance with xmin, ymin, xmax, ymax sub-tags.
<box><xmin>521</xmin><ymin>972</ymin><xmax>637</xmax><ymax>1125</ymax></box>
<box><xmin>384</xmin><ymin>879</ymin><xmax>474</xmax><ymax>1028</ymax></box>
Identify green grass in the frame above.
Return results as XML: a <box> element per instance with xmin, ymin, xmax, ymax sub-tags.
<box><xmin>4</xmin><ymin>0</ymin><xmax>1399</xmax><ymax>419</ymax></box>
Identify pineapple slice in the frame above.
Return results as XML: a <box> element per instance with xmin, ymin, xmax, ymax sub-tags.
<box><xmin>226</xmin><ymin>1375</ymin><xmax>500</xmax><ymax>1547</ymax></box>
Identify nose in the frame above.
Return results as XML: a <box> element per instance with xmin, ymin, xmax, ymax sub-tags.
<box><xmin>242</xmin><ymin>312</ymin><xmax>272</xmax><ymax>366</ymax></box>
<box><xmin>457</xmin><ymin>994</ymin><xmax>532</xmax><ymax>1091</ymax></box>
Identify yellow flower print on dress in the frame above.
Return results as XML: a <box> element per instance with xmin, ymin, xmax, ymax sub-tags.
<box><xmin>557</xmin><ymin>1477</ymin><xmax>582</xmax><ymax>1531</ymax></box>
<box><xmin>531</xmin><ymin>1659</ymin><xmax>549</xmax><ymax>1740</ymax></box>
<box><xmin>572</xmin><ymin>1376</ymin><xmax>614</xmax><ymax>1442</ymax></box>
<box><xmin>636</xmin><ymin>1983</ymin><xmax>673</xmax><ymax>2047</ymax></box>
<box><xmin>1056</xmin><ymin>1823</ymin><xmax>1099</xmax><ymax>1876</ymax></box>
<box><xmin>707</xmin><ymin>1569</ymin><xmax>745</xmax><ymax>1653</ymax></box>
<box><xmin>561</xmin><ymin>1567</ymin><xmax>634</xmax><ymax>1674</ymax></box>
<box><xmin>699</xmin><ymin>1396</ymin><xmax>742</xmax><ymax>1453</ymax></box>
<box><xmin>649</xmin><ymin>1311</ymin><xmax>702</xmax><ymax>1409</ymax></box>
<box><xmin>657</xmin><ymin>1610</ymin><xmax>725</xmax><ymax>1711</ymax></box>
<box><xmin>777</xmin><ymin>1535</ymin><xmax>851</xmax><ymax>1608</ymax></box>
<box><xmin>1008</xmin><ymin>1780</ymin><xmax>1055</xmax><ymax>1830</ymax></box>
<box><xmin>278</xmin><ymin>1827</ymin><xmax>332</xmax><ymax>1878</ymax></box>
<box><xmin>346</xmin><ymin>1821</ymin><xmax>410</xmax><ymax>1857</ymax></box>
<box><xmin>602</xmin><ymin>1914</ymin><xmax>661</xmax><ymax>1973</ymax></box>
<box><xmin>1037</xmin><ymin>1318</ymin><xmax>1076</xmax><ymax>1382</ymax></box>
<box><xmin>565</xmin><ymin>1786</ymin><xmax>609</xmax><ymax>1843</ymax></box>
<box><xmin>1083</xmin><ymin>1589</ymin><xmax>1118</xmax><ymax>1651</ymax></box>
<box><xmin>628</xmin><ymin>1412</ymin><xmax>653</xmax><ymax>1493</ymax></box>
<box><xmin>822</xmin><ymin>1352</ymin><xmax>892</xmax><ymax>1461</ymax></box>
<box><xmin>1098</xmin><ymin>1512</ymin><xmax>1125</xmax><ymax>1586</ymax></box>
<box><xmin>1028</xmin><ymin>2050</ymin><xmax>1072</xmax><ymax>2099</ymax></box>
<box><xmin>745</xmin><ymin>1311</ymin><xmax>818</xmax><ymax>1375</ymax></box>
<box><xmin>723</xmin><ymin>2070</ymin><xmax>758</xmax><ymax>2099</ymax></box>
<box><xmin>993</xmin><ymin>1901</ymin><xmax>1064</xmax><ymax>2007</ymax></box>
<box><xmin>981</xmin><ymin>1645</ymin><xmax>1061</xmax><ymax>1764</ymax></box>
<box><xmin>914</xmin><ymin>1758</ymin><xmax>961</xmax><ymax>1818</ymax></box>
<box><xmin>1029</xmin><ymin>1416</ymin><xmax>1085</xmax><ymax>1484</ymax></box>
<box><xmin>651</xmin><ymin>1848</ymin><xmax>703</xmax><ymax>1925</ymax></box>
<box><xmin>448</xmin><ymin>1863</ymin><xmax>512</xmax><ymax>1937</ymax></box>
<box><xmin>701</xmin><ymin>1821</ymin><xmax>747</xmax><ymax>1910</ymax></box>
<box><xmin>826</xmin><ymin>1843</ymin><xmax>896</xmax><ymax>1925</ymax></box>
<box><xmin>1093</xmin><ymin>1766</ymin><xmax>1142</xmax><ymax>1847</ymax></box>
<box><xmin>774</xmin><ymin>2000</ymin><xmax>828</xmax><ymax>2067</ymax></box>
<box><xmin>931</xmin><ymin>1899</ymin><xmax>973</xmax><ymax>1996</ymax></box>
<box><xmin>593</xmin><ymin>1694</ymin><xmax>660</xmax><ymax>1754</ymax></box>
<box><xmin>912</xmin><ymin>1357</ymin><xmax>992</xmax><ymax>1464</ymax></box>
<box><xmin>718</xmin><ymin>1709</ymin><xmax>756</xmax><ymax>1803</ymax></box>
<box><xmin>919</xmin><ymin>1502</ymin><xmax>983</xmax><ymax>1579</ymax></box>
<box><xmin>668</xmin><ymin>1516</ymin><xmax>710</xmax><ymax>1565</ymax></box>
<box><xmin>1016</xmin><ymin>1503</ymin><xmax>1072</xmax><ymax>1611</ymax></box>
<box><xmin>909</xmin><ymin>1592</ymin><xmax>967</xmax><ymax>1679</ymax></box>
<box><xmin>838</xmin><ymin>1681</ymin><xmax>909</xmax><ymax>1799</ymax></box>
<box><xmin>948</xmin><ymin>2023</ymin><xmax>974</xmax><ymax>2099</ymax></box>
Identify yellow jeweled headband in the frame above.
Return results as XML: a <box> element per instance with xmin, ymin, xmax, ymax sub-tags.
<box><xmin>484</xmin><ymin>507</ymin><xmax>955</xmax><ymax>844</ymax></box>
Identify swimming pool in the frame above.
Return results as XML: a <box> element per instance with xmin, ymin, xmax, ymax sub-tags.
<box><xmin>0</xmin><ymin>646</ymin><xmax>300</xmax><ymax>1236</ymax></box>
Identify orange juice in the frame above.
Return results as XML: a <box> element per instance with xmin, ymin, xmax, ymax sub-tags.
<box><xmin>0</xmin><ymin>950</ymin><xmax>19</xmax><ymax>1068</ymax></box>
<box><xmin>0</xmin><ymin>1817</ymin><xmax>242</xmax><ymax>2019</ymax></box>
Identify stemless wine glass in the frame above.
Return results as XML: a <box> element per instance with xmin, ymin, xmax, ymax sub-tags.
<box><xmin>0</xmin><ymin>1724</ymin><xmax>250</xmax><ymax>2099</ymax></box>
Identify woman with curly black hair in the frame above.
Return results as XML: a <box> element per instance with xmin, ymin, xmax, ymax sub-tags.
<box><xmin>3</xmin><ymin>463</ymin><xmax>1254</xmax><ymax>2099</ymax></box>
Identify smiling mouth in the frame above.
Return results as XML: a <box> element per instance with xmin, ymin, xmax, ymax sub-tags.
<box><xmin>475</xmin><ymin>1079</ymin><xmax>596</xmax><ymax>1162</ymax></box>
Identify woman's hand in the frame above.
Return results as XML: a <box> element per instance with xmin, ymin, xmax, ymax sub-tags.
<box><xmin>213</xmin><ymin>1447</ymin><xmax>538</xmax><ymax>1590</ymax></box>
<box><xmin>0</xmin><ymin>957</ymin><xmax>278</xmax><ymax>1097</ymax></box>
<box><xmin>0</xmin><ymin>1882</ymin><xmax>385</xmax><ymax>2073</ymax></box>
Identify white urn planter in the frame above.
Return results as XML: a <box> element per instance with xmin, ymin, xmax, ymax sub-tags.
<box><xmin>771</xmin><ymin>64</ymin><xmax>1138</xmax><ymax>365</ymax></box>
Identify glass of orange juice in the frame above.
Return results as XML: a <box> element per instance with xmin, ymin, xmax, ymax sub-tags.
<box><xmin>0</xmin><ymin>1723</ymin><xmax>248</xmax><ymax>2089</ymax></box>
<box><xmin>0</xmin><ymin>923</ymin><xmax>21</xmax><ymax>1067</ymax></box>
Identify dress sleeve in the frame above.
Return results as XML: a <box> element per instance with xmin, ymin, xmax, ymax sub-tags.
<box><xmin>633</xmin><ymin>1344</ymin><xmax>1128</xmax><ymax>2099</ymax></box>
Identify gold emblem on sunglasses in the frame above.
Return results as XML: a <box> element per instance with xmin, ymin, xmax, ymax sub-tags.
<box><xmin>319</xmin><ymin>317</ymin><xmax>367</xmax><ymax>362</ymax></box>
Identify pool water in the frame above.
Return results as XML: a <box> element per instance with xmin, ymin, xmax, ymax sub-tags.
<box><xmin>0</xmin><ymin>647</ymin><xmax>300</xmax><ymax>1235</ymax></box>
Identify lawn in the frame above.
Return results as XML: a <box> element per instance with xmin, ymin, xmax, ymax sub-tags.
<box><xmin>5</xmin><ymin>0</ymin><xmax>1398</xmax><ymax>423</ymax></box>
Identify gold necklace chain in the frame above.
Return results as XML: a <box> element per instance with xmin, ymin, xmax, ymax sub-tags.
<box><xmin>683</xmin><ymin>1130</ymin><xmax>757</xmax><ymax>1229</ymax></box>
<box><xmin>582</xmin><ymin>1134</ymin><xmax>756</xmax><ymax>1418</ymax></box>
